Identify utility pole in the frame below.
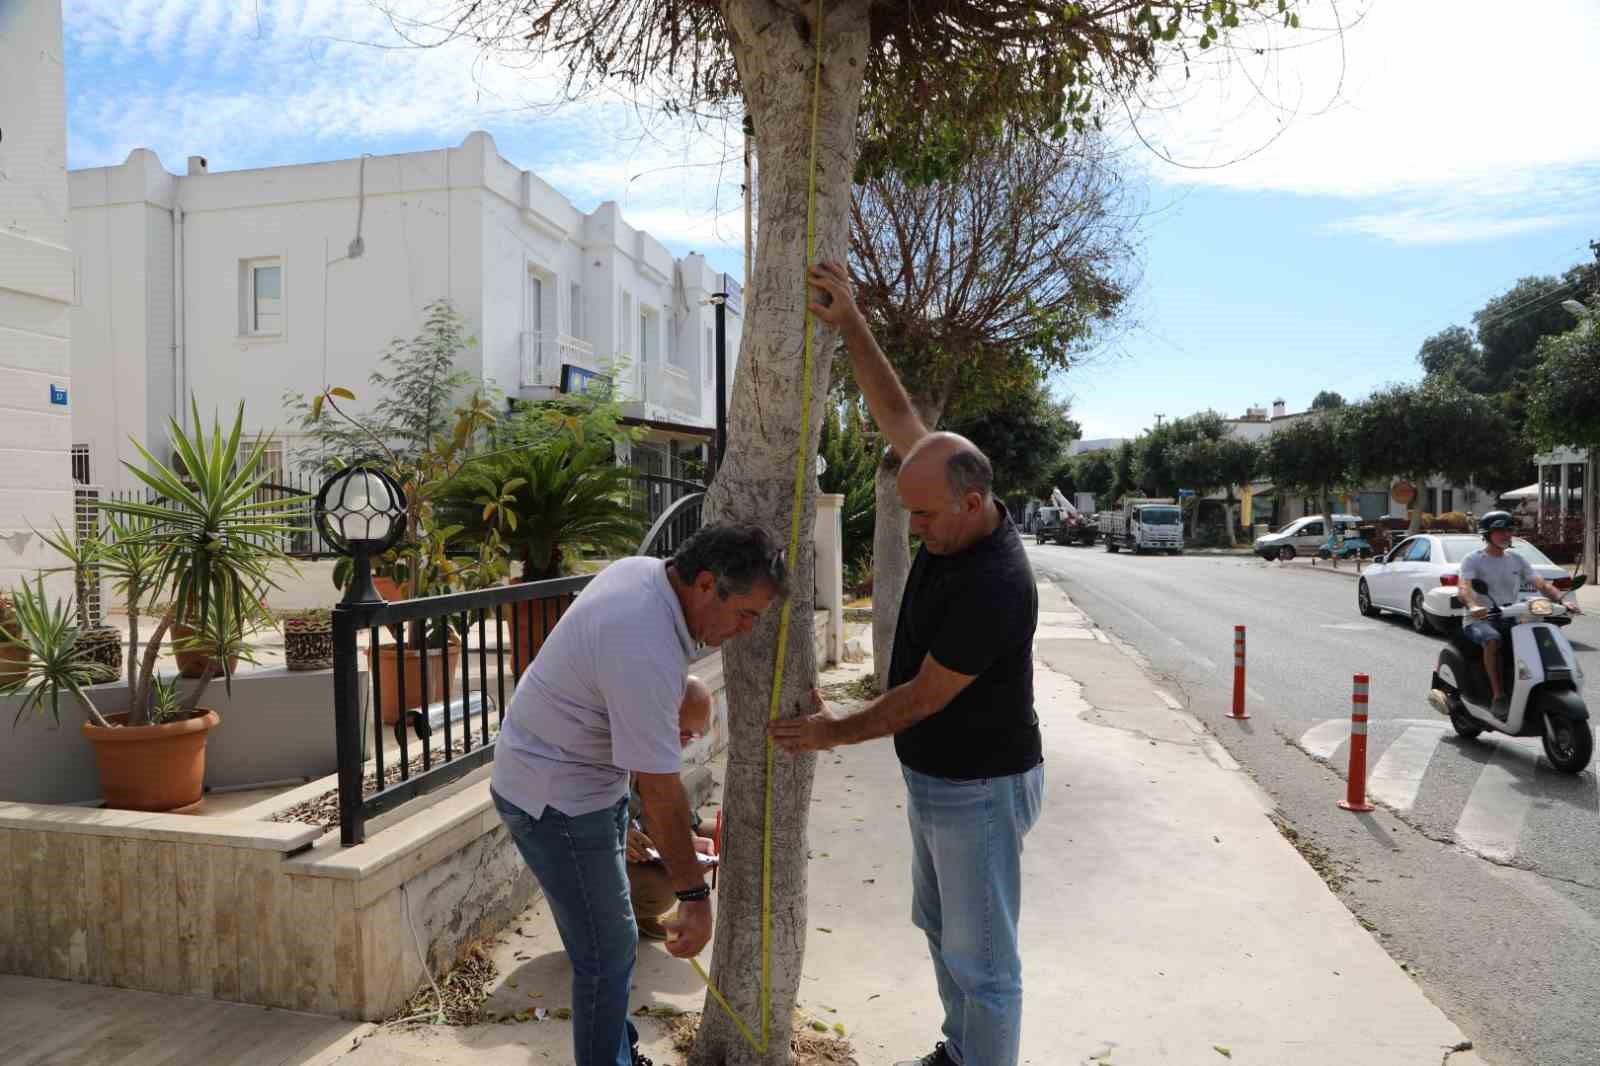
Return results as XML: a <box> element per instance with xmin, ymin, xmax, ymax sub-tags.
<box><xmin>1154</xmin><ymin>414</ymin><xmax>1166</xmax><ymax>429</ymax></box>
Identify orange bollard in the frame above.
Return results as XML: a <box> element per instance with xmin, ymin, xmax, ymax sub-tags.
<box><xmin>1229</xmin><ymin>626</ymin><xmax>1249</xmax><ymax>719</ymax></box>
<box><xmin>1339</xmin><ymin>674</ymin><xmax>1376</xmax><ymax>812</ymax></box>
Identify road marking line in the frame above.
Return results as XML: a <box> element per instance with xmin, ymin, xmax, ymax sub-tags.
<box><xmin>1367</xmin><ymin>723</ymin><xmax>1449</xmax><ymax>811</ymax></box>
<box><xmin>1454</xmin><ymin>744</ymin><xmax>1538</xmax><ymax>862</ymax></box>
<box><xmin>1300</xmin><ymin>718</ymin><xmax>1350</xmax><ymax>760</ymax></box>
<box><xmin>1153</xmin><ymin>689</ymin><xmax>1184</xmax><ymax>711</ymax></box>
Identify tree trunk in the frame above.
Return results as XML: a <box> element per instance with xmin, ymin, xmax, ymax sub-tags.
<box><xmin>692</xmin><ymin>4</ymin><xmax>870</xmax><ymax>1064</ymax></box>
<box><xmin>871</xmin><ymin>392</ymin><xmax>945</xmax><ymax>693</ymax></box>
<box><xmin>1582</xmin><ymin>454</ymin><xmax>1598</xmax><ymax>582</ymax></box>
<box><xmin>1224</xmin><ymin>494</ymin><xmax>1238</xmax><ymax>548</ymax></box>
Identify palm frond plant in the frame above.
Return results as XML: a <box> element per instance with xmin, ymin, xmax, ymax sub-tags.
<box><xmin>437</xmin><ymin>439</ymin><xmax>647</xmax><ymax>580</ymax></box>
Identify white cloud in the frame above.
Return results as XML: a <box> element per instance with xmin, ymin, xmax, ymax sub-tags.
<box><xmin>1127</xmin><ymin>0</ymin><xmax>1600</xmax><ymax>243</ymax></box>
<box><xmin>62</xmin><ymin>0</ymin><xmax>746</xmax><ymax>263</ymax></box>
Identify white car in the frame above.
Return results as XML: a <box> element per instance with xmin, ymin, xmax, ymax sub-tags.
<box><xmin>1357</xmin><ymin>534</ymin><xmax>1571</xmax><ymax>635</ymax></box>
<box><xmin>1254</xmin><ymin>514</ymin><xmax>1362</xmax><ymax>561</ymax></box>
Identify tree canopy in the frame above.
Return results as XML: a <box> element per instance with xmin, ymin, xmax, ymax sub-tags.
<box><xmin>1310</xmin><ymin>390</ymin><xmax>1345</xmax><ymax>410</ymax></box>
<box><xmin>947</xmin><ymin>373</ymin><xmax>1081</xmax><ymax>499</ymax></box>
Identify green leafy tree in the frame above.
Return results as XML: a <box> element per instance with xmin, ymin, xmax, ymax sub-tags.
<box><xmin>1072</xmin><ymin>450</ymin><xmax>1116</xmax><ymax>505</ymax></box>
<box><xmin>1310</xmin><ymin>390</ymin><xmax>1345</xmax><ymax>411</ymax></box>
<box><xmin>948</xmin><ymin>376</ymin><xmax>1081</xmax><ymax>500</ymax></box>
<box><xmin>1347</xmin><ymin>381</ymin><xmax>1519</xmax><ymax>528</ymax></box>
<box><xmin>1174</xmin><ymin>435</ymin><xmax>1262</xmax><ymax>545</ymax></box>
<box><xmin>442</xmin><ymin>1</ymin><xmax>1326</xmax><ymax>1056</ymax></box>
<box><xmin>1112</xmin><ymin>440</ymin><xmax>1141</xmax><ymax>503</ymax></box>
<box><xmin>817</xmin><ymin>399</ymin><xmax>880</xmax><ymax>583</ymax></box>
<box><xmin>1264</xmin><ymin>411</ymin><xmax>1355</xmax><ymax>536</ymax></box>
<box><xmin>1527</xmin><ymin>307</ymin><xmax>1600</xmax><ymax>578</ymax></box>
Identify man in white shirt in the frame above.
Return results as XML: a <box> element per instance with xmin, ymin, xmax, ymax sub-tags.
<box><xmin>491</xmin><ymin>525</ymin><xmax>785</xmax><ymax>1066</ymax></box>
<box><xmin>1458</xmin><ymin>510</ymin><xmax>1579</xmax><ymax>715</ymax></box>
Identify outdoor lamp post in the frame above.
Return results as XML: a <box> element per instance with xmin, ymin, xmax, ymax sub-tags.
<box><xmin>315</xmin><ymin>465</ymin><xmax>406</xmax><ymax>606</ymax></box>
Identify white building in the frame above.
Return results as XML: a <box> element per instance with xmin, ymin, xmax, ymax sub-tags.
<box><xmin>67</xmin><ymin>132</ymin><xmax>741</xmax><ymax>491</ymax></box>
<box><xmin>0</xmin><ymin>0</ymin><xmax>76</xmax><ymax>592</ymax></box>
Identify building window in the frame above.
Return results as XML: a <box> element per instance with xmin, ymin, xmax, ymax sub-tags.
<box><xmin>569</xmin><ymin>282</ymin><xmax>584</xmax><ymax>339</ymax></box>
<box><xmin>527</xmin><ymin>272</ymin><xmax>545</xmax><ymax>334</ymax></box>
<box><xmin>705</xmin><ymin>326</ymin><xmax>715</xmax><ymax>384</ymax></box>
<box><xmin>71</xmin><ymin>444</ymin><xmax>91</xmax><ymax>486</ymax></box>
<box><xmin>241</xmin><ymin>258</ymin><xmax>283</xmax><ymax>335</ymax></box>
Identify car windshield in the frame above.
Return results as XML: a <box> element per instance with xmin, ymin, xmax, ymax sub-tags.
<box><xmin>1140</xmin><ymin>507</ymin><xmax>1182</xmax><ymax>526</ymax></box>
<box><xmin>1439</xmin><ymin>537</ymin><xmax>1555</xmax><ymax>566</ymax></box>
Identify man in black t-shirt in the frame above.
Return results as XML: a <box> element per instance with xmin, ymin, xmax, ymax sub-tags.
<box><xmin>771</xmin><ymin>261</ymin><xmax>1044</xmax><ymax>1066</ymax></box>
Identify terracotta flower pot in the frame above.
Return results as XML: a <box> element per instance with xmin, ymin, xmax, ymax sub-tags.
<box><xmin>509</xmin><ymin>591</ymin><xmax>575</xmax><ymax>676</ymax></box>
<box><xmin>370</xmin><ymin>640</ymin><xmax>460</xmax><ymax>725</ymax></box>
<box><xmin>170</xmin><ymin>621</ymin><xmax>240</xmax><ymax>680</ymax></box>
<box><xmin>81</xmin><ymin>710</ymin><xmax>220</xmax><ymax>813</ymax></box>
<box><xmin>0</xmin><ymin>641</ymin><xmax>29</xmax><ymax>682</ymax></box>
<box><xmin>374</xmin><ymin>576</ymin><xmax>405</xmax><ymax>602</ymax></box>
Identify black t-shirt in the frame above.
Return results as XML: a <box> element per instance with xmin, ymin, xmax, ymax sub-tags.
<box><xmin>890</xmin><ymin>505</ymin><xmax>1041</xmax><ymax>780</ymax></box>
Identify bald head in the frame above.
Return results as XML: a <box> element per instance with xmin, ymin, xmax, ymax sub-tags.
<box><xmin>897</xmin><ymin>433</ymin><xmax>1000</xmax><ymax>556</ymax></box>
<box><xmin>902</xmin><ymin>432</ymin><xmax>994</xmax><ymax>502</ymax></box>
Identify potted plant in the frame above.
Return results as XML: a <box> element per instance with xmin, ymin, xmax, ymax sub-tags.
<box><xmin>0</xmin><ymin>592</ymin><xmax>27</xmax><ymax>682</ymax></box>
<box><xmin>2</xmin><ymin>401</ymin><xmax>304</xmax><ymax>812</ymax></box>
<box><xmin>292</xmin><ymin>301</ymin><xmax>510</xmax><ymax>722</ymax></box>
<box><xmin>437</xmin><ymin>436</ymin><xmax>645</xmax><ymax>665</ymax></box>
<box><xmin>283</xmin><ymin>608</ymin><xmax>334</xmax><ymax>671</ymax></box>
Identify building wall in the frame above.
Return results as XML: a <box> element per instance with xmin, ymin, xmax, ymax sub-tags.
<box><xmin>0</xmin><ymin>0</ymin><xmax>75</xmax><ymax>588</ymax></box>
<box><xmin>69</xmin><ymin>132</ymin><xmax>740</xmax><ymax>484</ymax></box>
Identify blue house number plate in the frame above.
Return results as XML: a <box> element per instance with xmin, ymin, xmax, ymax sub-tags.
<box><xmin>49</xmin><ymin>385</ymin><xmax>68</xmax><ymax>406</ymax></box>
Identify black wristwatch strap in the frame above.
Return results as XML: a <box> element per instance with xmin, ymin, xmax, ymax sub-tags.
<box><xmin>674</xmin><ymin>884</ymin><xmax>712</xmax><ymax>903</ymax></box>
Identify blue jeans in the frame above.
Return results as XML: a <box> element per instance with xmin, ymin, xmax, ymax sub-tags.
<box><xmin>493</xmin><ymin>790</ymin><xmax>640</xmax><ymax>1066</ymax></box>
<box><xmin>904</xmin><ymin>763</ymin><xmax>1044</xmax><ymax>1066</ymax></box>
<box><xmin>1463</xmin><ymin>620</ymin><xmax>1507</xmax><ymax>647</ymax></box>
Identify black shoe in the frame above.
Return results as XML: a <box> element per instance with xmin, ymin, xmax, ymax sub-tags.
<box><xmin>894</xmin><ymin>1043</ymin><xmax>957</xmax><ymax>1066</ymax></box>
<box><xmin>631</xmin><ymin>1047</ymin><xmax>653</xmax><ymax>1066</ymax></box>
<box><xmin>1491</xmin><ymin>694</ymin><xmax>1510</xmax><ymax>721</ymax></box>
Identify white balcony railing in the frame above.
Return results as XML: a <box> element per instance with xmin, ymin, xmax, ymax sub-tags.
<box><xmin>519</xmin><ymin>331</ymin><xmax>598</xmax><ymax>389</ymax></box>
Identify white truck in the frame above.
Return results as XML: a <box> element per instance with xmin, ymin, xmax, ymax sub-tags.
<box><xmin>1098</xmin><ymin>498</ymin><xmax>1185</xmax><ymax>555</ymax></box>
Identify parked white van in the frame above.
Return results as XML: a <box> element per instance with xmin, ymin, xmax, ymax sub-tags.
<box><xmin>1253</xmin><ymin>514</ymin><xmax>1362</xmax><ymax>561</ymax></box>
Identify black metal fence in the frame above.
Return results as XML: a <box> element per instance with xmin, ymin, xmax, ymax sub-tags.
<box><xmin>331</xmin><ymin>573</ymin><xmax>594</xmax><ymax>846</ymax></box>
<box><xmin>628</xmin><ymin>473</ymin><xmax>704</xmax><ymax>529</ymax></box>
<box><xmin>92</xmin><ymin>471</ymin><xmax>336</xmax><ymax>559</ymax></box>
<box><xmin>638</xmin><ymin>492</ymin><xmax>705</xmax><ymax>559</ymax></box>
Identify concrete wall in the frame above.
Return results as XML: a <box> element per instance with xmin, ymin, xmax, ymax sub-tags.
<box><xmin>0</xmin><ymin>0</ymin><xmax>75</xmax><ymax>586</ymax></box>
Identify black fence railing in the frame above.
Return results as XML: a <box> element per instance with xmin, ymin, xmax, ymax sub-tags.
<box><xmin>628</xmin><ymin>473</ymin><xmax>704</xmax><ymax>529</ymax></box>
<box><xmin>638</xmin><ymin>492</ymin><xmax>705</xmax><ymax>559</ymax></box>
<box><xmin>331</xmin><ymin>573</ymin><xmax>594</xmax><ymax>846</ymax></box>
<box><xmin>95</xmin><ymin>471</ymin><xmax>336</xmax><ymax>559</ymax></box>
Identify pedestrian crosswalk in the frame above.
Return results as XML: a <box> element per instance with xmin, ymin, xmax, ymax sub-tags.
<box><xmin>1295</xmin><ymin>716</ymin><xmax>1597</xmax><ymax>865</ymax></box>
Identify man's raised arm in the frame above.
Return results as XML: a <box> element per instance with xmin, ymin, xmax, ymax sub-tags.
<box><xmin>807</xmin><ymin>260</ymin><xmax>928</xmax><ymax>458</ymax></box>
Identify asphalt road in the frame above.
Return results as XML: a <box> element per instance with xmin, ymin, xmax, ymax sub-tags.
<box><xmin>1027</xmin><ymin>542</ymin><xmax>1600</xmax><ymax>1066</ymax></box>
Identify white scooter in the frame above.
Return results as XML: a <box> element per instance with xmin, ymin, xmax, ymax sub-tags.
<box><xmin>1427</xmin><ymin>575</ymin><xmax>1591</xmax><ymax>773</ymax></box>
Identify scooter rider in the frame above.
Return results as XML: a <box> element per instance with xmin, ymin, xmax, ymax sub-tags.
<box><xmin>1458</xmin><ymin>511</ymin><xmax>1582</xmax><ymax>717</ymax></box>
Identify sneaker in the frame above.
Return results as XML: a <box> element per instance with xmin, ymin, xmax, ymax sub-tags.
<box><xmin>894</xmin><ymin>1043</ymin><xmax>957</xmax><ymax>1066</ymax></box>
<box><xmin>631</xmin><ymin>1047</ymin><xmax>653</xmax><ymax>1066</ymax></box>
<box><xmin>1491</xmin><ymin>693</ymin><xmax>1510</xmax><ymax>721</ymax></box>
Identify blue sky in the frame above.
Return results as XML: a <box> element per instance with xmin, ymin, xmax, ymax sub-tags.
<box><xmin>62</xmin><ymin>1</ymin><xmax>1600</xmax><ymax>440</ymax></box>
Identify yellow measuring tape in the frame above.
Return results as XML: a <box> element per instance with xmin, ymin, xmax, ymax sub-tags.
<box><xmin>687</xmin><ymin>0</ymin><xmax>827</xmax><ymax>1052</ymax></box>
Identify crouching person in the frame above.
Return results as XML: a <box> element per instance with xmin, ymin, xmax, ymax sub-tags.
<box><xmin>490</xmin><ymin>525</ymin><xmax>785</xmax><ymax>1066</ymax></box>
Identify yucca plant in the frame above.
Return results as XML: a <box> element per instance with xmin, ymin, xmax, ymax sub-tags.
<box><xmin>437</xmin><ymin>439</ymin><xmax>647</xmax><ymax>580</ymax></box>
<box><xmin>0</xmin><ymin>576</ymin><xmax>118</xmax><ymax>728</ymax></box>
<box><xmin>8</xmin><ymin>400</ymin><xmax>304</xmax><ymax>728</ymax></box>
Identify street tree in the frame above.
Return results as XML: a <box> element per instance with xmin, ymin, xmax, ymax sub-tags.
<box><xmin>1527</xmin><ymin>307</ymin><xmax>1600</xmax><ymax>580</ymax></box>
<box><xmin>1113</xmin><ymin>439</ymin><xmax>1141</xmax><ymax>503</ymax></box>
<box><xmin>848</xmin><ymin>128</ymin><xmax>1134</xmax><ymax>690</ymax></box>
<box><xmin>949</xmin><ymin>375</ymin><xmax>1081</xmax><ymax>502</ymax></box>
<box><xmin>1263</xmin><ymin>410</ymin><xmax>1354</xmax><ymax>537</ymax></box>
<box><xmin>442</xmin><ymin>2</ymin><xmax>1328</xmax><ymax>1060</ymax></box>
<box><xmin>1348</xmin><ymin>381</ymin><xmax>1518</xmax><ymax>528</ymax></box>
<box><xmin>1310</xmin><ymin>390</ymin><xmax>1345</xmax><ymax>410</ymax></box>
<box><xmin>1072</xmin><ymin>450</ymin><xmax>1117</xmax><ymax>506</ymax></box>
<box><xmin>1175</xmin><ymin>434</ymin><xmax>1262</xmax><ymax>545</ymax></box>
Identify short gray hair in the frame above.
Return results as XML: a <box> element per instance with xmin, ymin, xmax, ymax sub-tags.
<box><xmin>945</xmin><ymin>448</ymin><xmax>993</xmax><ymax>500</ymax></box>
<box><xmin>670</xmin><ymin>523</ymin><xmax>789</xmax><ymax>600</ymax></box>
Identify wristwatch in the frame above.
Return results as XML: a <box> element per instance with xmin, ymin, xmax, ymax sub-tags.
<box><xmin>674</xmin><ymin>884</ymin><xmax>712</xmax><ymax>903</ymax></box>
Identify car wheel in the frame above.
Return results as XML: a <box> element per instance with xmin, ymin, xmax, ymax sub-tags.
<box><xmin>1358</xmin><ymin>580</ymin><xmax>1380</xmax><ymax>618</ymax></box>
<box><xmin>1279</xmin><ymin>546</ymin><xmax>1296</xmax><ymax>562</ymax></box>
<box><xmin>1411</xmin><ymin>591</ymin><xmax>1434</xmax><ymax>635</ymax></box>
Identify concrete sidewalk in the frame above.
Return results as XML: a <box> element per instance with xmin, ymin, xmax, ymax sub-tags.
<box><xmin>3</xmin><ymin>581</ymin><xmax>1484</xmax><ymax>1065</ymax></box>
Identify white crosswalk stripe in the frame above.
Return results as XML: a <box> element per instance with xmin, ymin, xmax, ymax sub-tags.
<box><xmin>1454</xmin><ymin>744</ymin><xmax>1540</xmax><ymax>862</ymax></box>
<box><xmin>1367</xmin><ymin>723</ymin><xmax>1451</xmax><ymax>811</ymax></box>
<box><xmin>1300</xmin><ymin>718</ymin><xmax>1351</xmax><ymax>761</ymax></box>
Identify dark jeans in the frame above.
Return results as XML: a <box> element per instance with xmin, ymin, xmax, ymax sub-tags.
<box><xmin>493</xmin><ymin>790</ymin><xmax>639</xmax><ymax>1066</ymax></box>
